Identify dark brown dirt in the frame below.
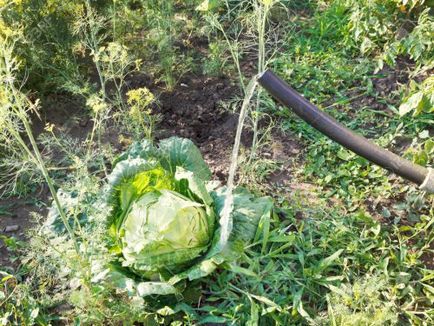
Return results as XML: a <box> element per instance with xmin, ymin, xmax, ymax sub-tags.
<box><xmin>147</xmin><ymin>72</ymin><xmax>303</xmax><ymax>183</ymax></box>
<box><xmin>346</xmin><ymin>58</ymin><xmax>412</xmax><ymax>112</ymax></box>
<box><xmin>421</xmin><ymin>241</ymin><xmax>434</xmax><ymax>270</ymax></box>
<box><xmin>0</xmin><ymin>193</ymin><xmax>47</xmax><ymax>270</ymax></box>
<box><xmin>154</xmin><ymin>74</ymin><xmax>240</xmax><ymax>181</ymax></box>
<box><xmin>33</xmin><ymin>93</ymin><xmax>90</xmax><ymax>139</ymax></box>
<box><xmin>135</xmin><ymin>73</ymin><xmax>240</xmax><ymax>180</ymax></box>
<box><xmin>372</xmin><ymin>59</ymin><xmax>413</xmax><ymax>100</ymax></box>
<box><xmin>265</xmin><ymin>133</ymin><xmax>302</xmax><ymax>181</ymax></box>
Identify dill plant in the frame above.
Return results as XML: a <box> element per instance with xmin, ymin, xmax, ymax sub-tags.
<box><xmin>0</xmin><ymin>0</ymin><xmax>84</xmax><ymax>92</ymax></box>
<box><xmin>125</xmin><ymin>87</ymin><xmax>160</xmax><ymax>141</ymax></box>
<box><xmin>111</xmin><ymin>0</ymin><xmax>197</xmax><ymax>90</ymax></box>
<box><xmin>250</xmin><ymin>0</ymin><xmax>280</xmax><ymax>157</ymax></box>
<box><xmin>201</xmin><ymin>8</ymin><xmax>245</xmax><ymax>92</ymax></box>
<box><xmin>73</xmin><ymin>2</ymin><xmax>138</xmax><ymax>157</ymax></box>
<box><xmin>73</xmin><ymin>1</ymin><xmax>109</xmax><ymax>100</ymax></box>
<box><xmin>199</xmin><ymin>0</ymin><xmax>283</xmax><ymax>159</ymax></box>
<box><xmin>0</xmin><ymin>36</ymin><xmax>78</xmax><ymax>252</ymax></box>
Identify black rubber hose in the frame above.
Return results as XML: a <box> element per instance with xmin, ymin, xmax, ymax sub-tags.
<box><xmin>257</xmin><ymin>69</ymin><xmax>429</xmax><ymax>186</ymax></box>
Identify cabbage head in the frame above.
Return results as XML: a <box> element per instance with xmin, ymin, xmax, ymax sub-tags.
<box><xmin>121</xmin><ymin>189</ymin><xmax>214</xmax><ymax>278</ymax></box>
<box><xmin>103</xmin><ymin>137</ymin><xmax>272</xmax><ymax>296</ymax></box>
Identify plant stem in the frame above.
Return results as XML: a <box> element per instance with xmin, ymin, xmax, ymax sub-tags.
<box><xmin>21</xmin><ymin>112</ymin><xmax>79</xmax><ymax>253</ymax></box>
<box><xmin>251</xmin><ymin>89</ymin><xmax>262</xmax><ymax>158</ymax></box>
<box><xmin>251</xmin><ymin>1</ymin><xmax>269</xmax><ymax>158</ymax></box>
<box><xmin>85</xmin><ymin>0</ymin><xmax>107</xmax><ymax>100</ymax></box>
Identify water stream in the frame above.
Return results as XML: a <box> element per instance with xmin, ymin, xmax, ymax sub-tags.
<box><xmin>218</xmin><ymin>76</ymin><xmax>258</xmax><ymax>249</ymax></box>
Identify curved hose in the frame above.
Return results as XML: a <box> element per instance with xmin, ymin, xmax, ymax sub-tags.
<box><xmin>258</xmin><ymin>70</ymin><xmax>432</xmax><ymax>192</ymax></box>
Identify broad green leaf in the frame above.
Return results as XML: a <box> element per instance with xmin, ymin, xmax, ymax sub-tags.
<box><xmin>293</xmin><ymin>289</ymin><xmax>313</xmax><ymax>322</ymax></box>
<box><xmin>250</xmin><ymin>294</ymin><xmax>281</xmax><ymax>310</ymax></box>
<box><xmin>213</xmin><ymin>187</ymin><xmax>273</xmax><ymax>245</ymax></box>
<box><xmin>247</xmin><ymin>300</ymin><xmax>259</xmax><ymax>326</ymax></box>
<box><xmin>136</xmin><ymin>282</ymin><xmax>177</xmax><ymax>296</ymax></box>
<box><xmin>113</xmin><ymin>139</ymin><xmax>155</xmax><ymax>166</ymax></box>
<box><xmin>337</xmin><ymin>149</ymin><xmax>354</xmax><ymax>161</ymax></box>
<box><xmin>159</xmin><ymin>137</ymin><xmax>212</xmax><ymax>181</ymax></box>
<box><xmin>198</xmin><ymin>316</ymin><xmax>227</xmax><ymax>324</ymax></box>
<box><xmin>30</xmin><ymin>308</ymin><xmax>39</xmax><ymax>320</ymax></box>
<box><xmin>170</xmin><ymin>187</ymin><xmax>272</xmax><ymax>283</ymax></box>
<box><xmin>107</xmin><ymin>158</ymin><xmax>158</xmax><ymax>203</ymax></box>
<box><xmin>228</xmin><ymin>264</ymin><xmax>258</xmax><ymax>277</ymax></box>
<box><xmin>327</xmin><ymin>284</ymin><xmax>348</xmax><ymax>297</ymax></box>
<box><xmin>424</xmin><ymin>139</ymin><xmax>434</xmax><ymax>153</ymax></box>
<box><xmin>319</xmin><ymin>249</ymin><xmax>344</xmax><ymax>269</ymax></box>
<box><xmin>195</xmin><ymin>0</ymin><xmax>220</xmax><ymax>12</ymax></box>
<box><xmin>175</xmin><ymin>167</ymin><xmax>214</xmax><ymax>206</ymax></box>
<box><xmin>1</xmin><ymin>275</ymin><xmax>13</xmax><ymax>283</ymax></box>
<box><xmin>399</xmin><ymin>92</ymin><xmax>423</xmax><ymax>116</ymax></box>
<box><xmin>156</xmin><ymin>306</ymin><xmax>176</xmax><ymax>316</ymax></box>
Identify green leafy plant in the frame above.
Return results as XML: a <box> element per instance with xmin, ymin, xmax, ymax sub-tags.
<box><xmin>116</xmin><ymin>0</ymin><xmax>196</xmax><ymax>90</ymax></box>
<box><xmin>401</xmin><ymin>8</ymin><xmax>434</xmax><ymax>65</ymax></box>
<box><xmin>0</xmin><ymin>0</ymin><xmax>83</xmax><ymax>92</ymax></box>
<box><xmin>312</xmin><ymin>0</ymin><xmax>433</xmax><ymax>72</ymax></box>
<box><xmin>346</xmin><ymin>0</ymin><xmax>399</xmax><ymax>55</ymax></box>
<box><xmin>47</xmin><ymin>137</ymin><xmax>273</xmax><ymax>297</ymax></box>
<box><xmin>73</xmin><ymin>2</ymin><xmax>138</xmax><ymax>153</ymax></box>
<box><xmin>0</xmin><ymin>139</ymin><xmax>43</xmax><ymax>197</ymax></box>
<box><xmin>125</xmin><ymin>87</ymin><xmax>160</xmax><ymax>141</ymax></box>
<box><xmin>199</xmin><ymin>0</ymin><xmax>284</xmax><ymax>156</ymax></box>
<box><xmin>399</xmin><ymin>76</ymin><xmax>434</xmax><ymax>117</ymax></box>
<box><xmin>0</xmin><ymin>36</ymin><xmax>78</xmax><ymax>251</ymax></box>
<box><xmin>72</xmin><ymin>1</ymin><xmax>109</xmax><ymax>100</ymax></box>
<box><xmin>202</xmin><ymin>41</ymin><xmax>228</xmax><ymax>76</ymax></box>
<box><xmin>319</xmin><ymin>275</ymin><xmax>398</xmax><ymax>325</ymax></box>
<box><xmin>0</xmin><ymin>271</ymin><xmax>48</xmax><ymax>325</ymax></box>
<box><xmin>379</xmin><ymin>7</ymin><xmax>434</xmax><ymax>70</ymax></box>
<box><xmin>404</xmin><ymin>131</ymin><xmax>434</xmax><ymax>167</ymax></box>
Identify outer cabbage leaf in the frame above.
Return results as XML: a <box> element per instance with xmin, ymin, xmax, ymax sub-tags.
<box><xmin>159</xmin><ymin>137</ymin><xmax>212</xmax><ymax>181</ymax></box>
<box><xmin>175</xmin><ymin>167</ymin><xmax>215</xmax><ymax>239</ymax></box>
<box><xmin>104</xmin><ymin>264</ymin><xmax>179</xmax><ymax>296</ymax></box>
<box><xmin>112</xmin><ymin>137</ymin><xmax>211</xmax><ymax>181</ymax></box>
<box><xmin>44</xmin><ymin>190</ymin><xmax>88</xmax><ymax>234</ymax></box>
<box><xmin>168</xmin><ymin>186</ymin><xmax>273</xmax><ymax>284</ymax></box>
<box><xmin>112</xmin><ymin>139</ymin><xmax>156</xmax><ymax>167</ymax></box>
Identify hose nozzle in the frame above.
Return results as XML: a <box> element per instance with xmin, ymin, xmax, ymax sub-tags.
<box><xmin>420</xmin><ymin>168</ymin><xmax>434</xmax><ymax>193</ymax></box>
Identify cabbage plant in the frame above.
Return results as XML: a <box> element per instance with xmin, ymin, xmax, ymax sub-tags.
<box><xmin>104</xmin><ymin>137</ymin><xmax>273</xmax><ymax>296</ymax></box>
<box><xmin>46</xmin><ymin>137</ymin><xmax>272</xmax><ymax>296</ymax></box>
